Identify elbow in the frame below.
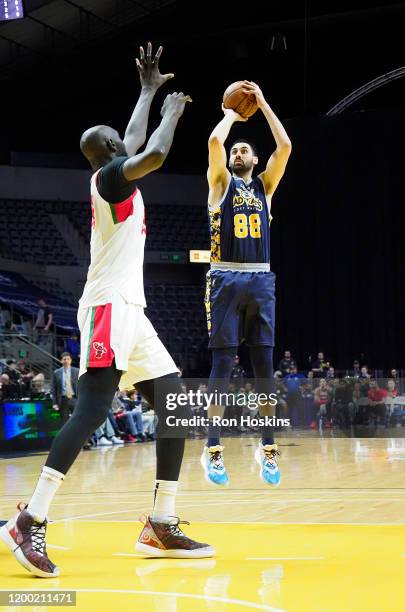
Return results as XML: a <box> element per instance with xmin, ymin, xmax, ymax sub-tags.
<box><xmin>147</xmin><ymin>148</ymin><xmax>166</xmax><ymax>170</ymax></box>
<box><xmin>277</xmin><ymin>141</ymin><xmax>292</xmax><ymax>160</ymax></box>
<box><xmin>208</xmin><ymin>135</ymin><xmax>221</xmax><ymax>147</ymax></box>
<box><xmin>281</xmin><ymin>141</ymin><xmax>292</xmax><ymax>154</ymax></box>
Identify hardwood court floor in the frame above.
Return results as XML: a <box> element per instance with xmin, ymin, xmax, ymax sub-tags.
<box><xmin>1</xmin><ymin>436</ymin><xmax>405</xmax><ymax>611</ymax></box>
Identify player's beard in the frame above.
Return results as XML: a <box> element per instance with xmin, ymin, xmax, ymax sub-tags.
<box><xmin>231</xmin><ymin>159</ymin><xmax>253</xmax><ymax>176</ymax></box>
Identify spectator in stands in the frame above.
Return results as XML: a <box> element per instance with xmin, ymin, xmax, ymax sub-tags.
<box><xmin>386</xmin><ymin>378</ymin><xmax>399</xmax><ymax>396</ymax></box>
<box><xmin>230</xmin><ymin>355</ymin><xmax>246</xmax><ymax>384</ymax></box>
<box><xmin>30</xmin><ymin>373</ymin><xmax>48</xmax><ymax>399</ymax></box>
<box><xmin>333</xmin><ymin>378</ymin><xmax>352</xmax><ymax>428</ymax></box>
<box><xmin>0</xmin><ymin>374</ymin><xmax>14</xmax><ymax>400</ymax></box>
<box><xmin>284</xmin><ymin>365</ymin><xmax>305</xmax><ymax>424</ymax></box>
<box><xmin>274</xmin><ymin>374</ymin><xmax>288</xmax><ymax>419</ymax></box>
<box><xmin>306</xmin><ymin>370</ymin><xmax>315</xmax><ymax>389</ymax></box>
<box><xmin>33</xmin><ymin>298</ymin><xmax>53</xmax><ymax>340</ymax></box>
<box><xmin>326</xmin><ymin>366</ymin><xmax>335</xmax><ymax>380</ymax></box>
<box><xmin>51</xmin><ymin>352</ymin><xmax>79</xmax><ymax>424</ymax></box>
<box><xmin>385</xmin><ymin>379</ymin><xmax>401</xmax><ymax>426</ymax></box>
<box><xmin>111</xmin><ymin>391</ymin><xmax>142</xmax><ymax>442</ymax></box>
<box><xmin>64</xmin><ymin>332</ymin><xmax>80</xmax><ymax>367</ymax></box>
<box><xmin>359</xmin><ymin>365</ymin><xmax>371</xmax><ymax>381</ymax></box>
<box><xmin>278</xmin><ymin>350</ymin><xmax>296</xmax><ymax>375</ymax></box>
<box><xmin>367</xmin><ymin>380</ymin><xmax>388</xmax><ymax>426</ymax></box>
<box><xmin>117</xmin><ymin>390</ymin><xmax>146</xmax><ymax>441</ymax></box>
<box><xmin>128</xmin><ymin>388</ymin><xmax>156</xmax><ymax>440</ymax></box>
<box><xmin>314</xmin><ymin>378</ymin><xmax>332</xmax><ymax>425</ymax></box>
<box><xmin>350</xmin><ymin>360</ymin><xmax>361</xmax><ymax>378</ymax></box>
<box><xmin>284</xmin><ymin>365</ymin><xmax>305</xmax><ymax>391</ymax></box>
<box><xmin>17</xmin><ymin>359</ymin><xmax>34</xmax><ymax>395</ymax></box>
<box><xmin>94</xmin><ymin>418</ymin><xmax>124</xmax><ymax>446</ymax></box>
<box><xmin>311</xmin><ymin>352</ymin><xmax>328</xmax><ymax>377</ymax></box>
<box><xmin>4</xmin><ymin>359</ymin><xmax>23</xmax><ymax>397</ymax></box>
<box><xmin>388</xmin><ymin>369</ymin><xmax>401</xmax><ymax>392</ymax></box>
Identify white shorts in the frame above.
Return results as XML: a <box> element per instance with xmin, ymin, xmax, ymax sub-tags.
<box><xmin>78</xmin><ymin>293</ymin><xmax>177</xmax><ymax>389</ymax></box>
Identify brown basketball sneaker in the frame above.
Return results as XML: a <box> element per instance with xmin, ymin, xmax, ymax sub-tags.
<box><xmin>136</xmin><ymin>516</ymin><xmax>215</xmax><ymax>558</ymax></box>
<box><xmin>0</xmin><ymin>503</ymin><xmax>59</xmax><ymax>577</ymax></box>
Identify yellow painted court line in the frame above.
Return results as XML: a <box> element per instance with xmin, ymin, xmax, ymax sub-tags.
<box><xmin>247</xmin><ymin>556</ymin><xmax>324</xmax><ymax>560</ymax></box>
<box><xmin>112</xmin><ymin>553</ymin><xmax>145</xmax><ymax>557</ymax></box>
<box><xmin>0</xmin><ymin>588</ymin><xmax>285</xmax><ymax>612</ymax></box>
<box><xmin>47</xmin><ymin>544</ymin><xmax>71</xmax><ymax>550</ymax></box>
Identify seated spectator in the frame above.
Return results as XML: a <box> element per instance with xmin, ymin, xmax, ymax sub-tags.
<box><xmin>306</xmin><ymin>370</ymin><xmax>315</xmax><ymax>388</ymax></box>
<box><xmin>94</xmin><ymin>418</ymin><xmax>124</xmax><ymax>446</ymax></box>
<box><xmin>278</xmin><ymin>350</ymin><xmax>297</xmax><ymax>376</ymax></box>
<box><xmin>0</xmin><ymin>374</ymin><xmax>14</xmax><ymax>400</ymax></box>
<box><xmin>359</xmin><ymin>365</ymin><xmax>371</xmax><ymax>381</ymax></box>
<box><xmin>272</xmin><ymin>375</ymin><xmax>288</xmax><ymax>421</ymax></box>
<box><xmin>64</xmin><ymin>332</ymin><xmax>80</xmax><ymax>367</ymax></box>
<box><xmin>30</xmin><ymin>373</ymin><xmax>49</xmax><ymax>400</ymax></box>
<box><xmin>388</xmin><ymin>369</ymin><xmax>402</xmax><ymax>393</ymax></box>
<box><xmin>314</xmin><ymin>378</ymin><xmax>332</xmax><ymax>426</ymax></box>
<box><xmin>350</xmin><ymin>360</ymin><xmax>361</xmax><ymax>378</ymax></box>
<box><xmin>112</xmin><ymin>390</ymin><xmax>148</xmax><ymax>442</ymax></box>
<box><xmin>311</xmin><ymin>352</ymin><xmax>328</xmax><ymax>377</ymax></box>
<box><xmin>384</xmin><ymin>379</ymin><xmax>400</xmax><ymax>426</ymax></box>
<box><xmin>367</xmin><ymin>380</ymin><xmax>388</xmax><ymax>426</ymax></box>
<box><xmin>333</xmin><ymin>378</ymin><xmax>352</xmax><ymax>428</ymax></box>
<box><xmin>230</xmin><ymin>355</ymin><xmax>246</xmax><ymax>384</ymax></box>
<box><xmin>127</xmin><ymin>389</ymin><xmax>156</xmax><ymax>440</ymax></box>
<box><xmin>4</xmin><ymin>359</ymin><xmax>22</xmax><ymax>397</ymax></box>
<box><xmin>17</xmin><ymin>359</ymin><xmax>34</xmax><ymax>396</ymax></box>
<box><xmin>300</xmin><ymin>378</ymin><xmax>315</xmax><ymax>426</ymax></box>
<box><xmin>284</xmin><ymin>366</ymin><xmax>305</xmax><ymax>425</ymax></box>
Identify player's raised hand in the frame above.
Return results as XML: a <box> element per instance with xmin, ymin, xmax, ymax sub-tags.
<box><xmin>136</xmin><ymin>42</ymin><xmax>174</xmax><ymax>91</ymax></box>
<box><xmin>240</xmin><ymin>81</ymin><xmax>266</xmax><ymax>109</ymax></box>
<box><xmin>221</xmin><ymin>103</ymin><xmax>247</xmax><ymax>122</ymax></box>
<box><xmin>161</xmin><ymin>92</ymin><xmax>192</xmax><ymax>118</ymax></box>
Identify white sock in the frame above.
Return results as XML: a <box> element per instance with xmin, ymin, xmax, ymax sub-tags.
<box><xmin>27</xmin><ymin>466</ymin><xmax>65</xmax><ymax>522</ymax></box>
<box><xmin>151</xmin><ymin>480</ymin><xmax>178</xmax><ymax>523</ymax></box>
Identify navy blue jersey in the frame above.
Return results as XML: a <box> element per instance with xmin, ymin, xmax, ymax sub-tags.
<box><xmin>209</xmin><ymin>175</ymin><xmax>270</xmax><ymax>264</ymax></box>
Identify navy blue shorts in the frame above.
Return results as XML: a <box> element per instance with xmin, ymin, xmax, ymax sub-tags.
<box><xmin>205</xmin><ymin>270</ymin><xmax>276</xmax><ymax>349</ymax></box>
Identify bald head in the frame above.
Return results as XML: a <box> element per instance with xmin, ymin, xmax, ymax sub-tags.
<box><xmin>80</xmin><ymin>125</ymin><xmax>127</xmax><ymax>170</ymax></box>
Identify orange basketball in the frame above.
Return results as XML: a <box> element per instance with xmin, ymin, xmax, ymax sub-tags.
<box><xmin>223</xmin><ymin>81</ymin><xmax>258</xmax><ymax>118</ymax></box>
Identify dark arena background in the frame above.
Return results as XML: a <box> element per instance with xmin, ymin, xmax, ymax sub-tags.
<box><xmin>0</xmin><ymin>2</ymin><xmax>405</xmax><ymax>611</ymax></box>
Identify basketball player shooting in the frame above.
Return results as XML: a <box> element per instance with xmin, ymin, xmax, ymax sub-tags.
<box><xmin>201</xmin><ymin>81</ymin><xmax>292</xmax><ymax>486</ymax></box>
<box><xmin>1</xmin><ymin>43</ymin><xmax>214</xmax><ymax>578</ymax></box>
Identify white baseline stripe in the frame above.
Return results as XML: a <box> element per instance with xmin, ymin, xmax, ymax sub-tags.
<box><xmin>0</xmin><ymin>588</ymin><xmax>285</xmax><ymax>612</ymax></box>
<box><xmin>48</xmin><ymin>516</ymin><xmax>405</xmax><ymax>526</ymax></box>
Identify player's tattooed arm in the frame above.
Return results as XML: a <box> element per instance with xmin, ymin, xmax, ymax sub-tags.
<box><xmin>243</xmin><ymin>82</ymin><xmax>292</xmax><ymax>197</ymax></box>
<box><xmin>123</xmin><ymin>42</ymin><xmax>174</xmax><ymax>157</ymax></box>
<box><xmin>122</xmin><ymin>92</ymin><xmax>191</xmax><ymax>181</ymax></box>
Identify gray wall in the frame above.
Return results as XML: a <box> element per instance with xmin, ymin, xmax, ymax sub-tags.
<box><xmin>0</xmin><ymin>165</ymin><xmax>206</xmax><ymax>206</ymax></box>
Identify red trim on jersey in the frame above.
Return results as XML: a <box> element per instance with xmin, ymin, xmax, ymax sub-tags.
<box><xmin>110</xmin><ymin>189</ymin><xmax>137</xmax><ymax>223</ymax></box>
<box><xmin>87</xmin><ymin>303</ymin><xmax>115</xmax><ymax>368</ymax></box>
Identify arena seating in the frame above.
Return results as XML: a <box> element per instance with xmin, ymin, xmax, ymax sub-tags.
<box><xmin>0</xmin><ymin>200</ymin><xmax>78</xmax><ymax>266</ymax></box>
<box><xmin>60</xmin><ymin>201</ymin><xmax>210</xmax><ymax>252</ymax></box>
<box><xmin>144</xmin><ymin>283</ymin><xmax>209</xmax><ymax>373</ymax></box>
<box><xmin>0</xmin><ymin>199</ymin><xmax>210</xmax><ymax>259</ymax></box>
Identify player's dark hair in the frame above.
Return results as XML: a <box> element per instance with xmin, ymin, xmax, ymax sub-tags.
<box><xmin>229</xmin><ymin>139</ymin><xmax>258</xmax><ymax>157</ymax></box>
<box><xmin>61</xmin><ymin>352</ymin><xmax>71</xmax><ymax>359</ymax></box>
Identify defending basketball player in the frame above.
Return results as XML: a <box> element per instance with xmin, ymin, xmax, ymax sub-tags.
<box><xmin>1</xmin><ymin>43</ymin><xmax>214</xmax><ymax>578</ymax></box>
<box><xmin>201</xmin><ymin>81</ymin><xmax>292</xmax><ymax>486</ymax></box>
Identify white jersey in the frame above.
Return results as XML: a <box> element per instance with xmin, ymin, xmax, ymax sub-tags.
<box><xmin>79</xmin><ymin>169</ymin><xmax>147</xmax><ymax>308</ymax></box>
